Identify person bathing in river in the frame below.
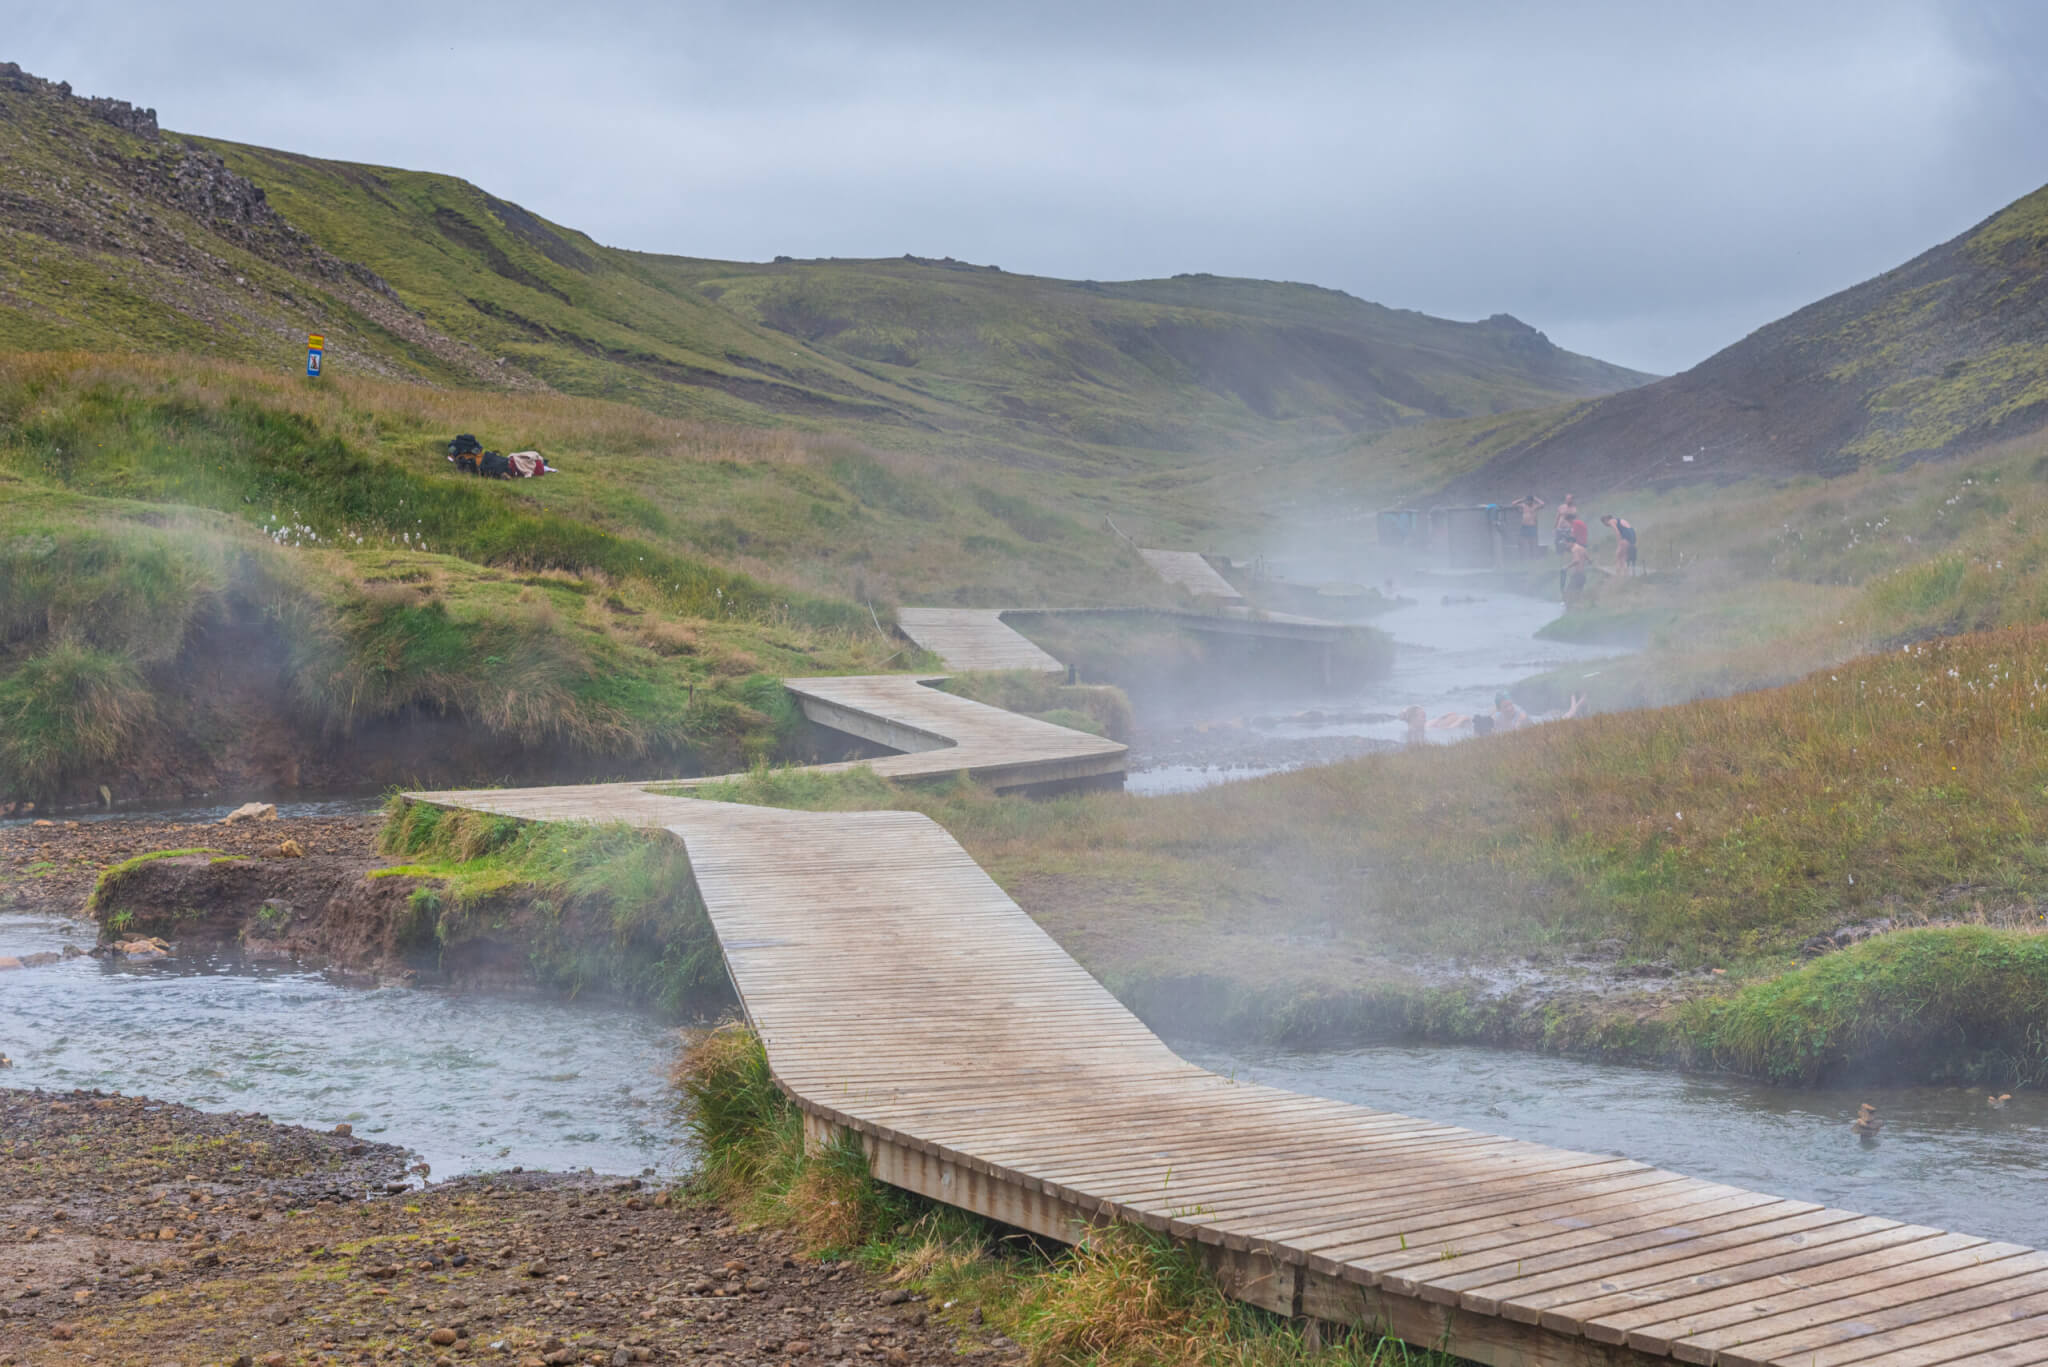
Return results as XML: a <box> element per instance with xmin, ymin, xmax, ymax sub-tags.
<box><xmin>1399</xmin><ymin>704</ymin><xmax>1429</xmax><ymax>745</ymax></box>
<box><xmin>1602</xmin><ymin>513</ymin><xmax>1637</xmax><ymax>576</ymax></box>
<box><xmin>1564</xmin><ymin>538</ymin><xmax>1590</xmax><ymax>606</ymax></box>
<box><xmin>1510</xmin><ymin>495</ymin><xmax>1545</xmax><ymax>558</ymax></box>
<box><xmin>1492</xmin><ymin>691</ymin><xmax>1531</xmax><ymax>731</ymax></box>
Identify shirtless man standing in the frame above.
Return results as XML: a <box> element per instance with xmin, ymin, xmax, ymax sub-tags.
<box><xmin>1553</xmin><ymin>494</ymin><xmax>1579</xmax><ymax>554</ymax></box>
<box><xmin>1510</xmin><ymin>495</ymin><xmax>1545</xmax><ymax>558</ymax></box>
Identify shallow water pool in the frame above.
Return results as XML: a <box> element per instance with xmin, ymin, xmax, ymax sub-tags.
<box><xmin>0</xmin><ymin>908</ymin><xmax>694</xmax><ymax>1179</ymax></box>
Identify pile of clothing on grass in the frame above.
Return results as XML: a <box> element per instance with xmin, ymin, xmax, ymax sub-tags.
<box><xmin>446</xmin><ymin>433</ymin><xmax>555</xmax><ymax>479</ymax></box>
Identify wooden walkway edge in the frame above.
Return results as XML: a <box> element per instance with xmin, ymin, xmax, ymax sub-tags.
<box><xmin>894</xmin><ymin>608</ymin><xmax>1066</xmax><ymax>674</ymax></box>
<box><xmin>409</xmin><ymin>689</ymin><xmax>2048</xmax><ymax>1367</ymax></box>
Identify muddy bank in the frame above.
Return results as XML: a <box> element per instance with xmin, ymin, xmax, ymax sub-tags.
<box><xmin>88</xmin><ymin>845</ymin><xmax>438</xmax><ymax>981</ymax></box>
<box><xmin>0</xmin><ymin>1088</ymin><xmax>1016</xmax><ymax>1367</ymax></box>
<box><xmin>2</xmin><ymin>814</ymin><xmax>385</xmax><ymax>923</ymax></box>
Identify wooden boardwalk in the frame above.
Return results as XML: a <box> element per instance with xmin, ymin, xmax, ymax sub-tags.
<box><xmin>1139</xmin><ymin>548</ymin><xmax>1247</xmax><ymax>603</ymax></box>
<box><xmin>411</xmin><ymin>688</ymin><xmax>2048</xmax><ymax>1367</ymax></box>
<box><xmin>782</xmin><ymin>675</ymin><xmax>1123</xmax><ymax>791</ymax></box>
<box><xmin>894</xmin><ymin>608</ymin><xmax>1066</xmax><ymax>674</ymax></box>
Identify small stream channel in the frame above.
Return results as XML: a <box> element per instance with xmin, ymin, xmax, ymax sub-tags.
<box><xmin>1126</xmin><ymin>580</ymin><xmax>1620</xmax><ymax>794</ymax></box>
<box><xmin>0</xmin><ymin>906</ymin><xmax>693</xmax><ymax>1180</ymax></box>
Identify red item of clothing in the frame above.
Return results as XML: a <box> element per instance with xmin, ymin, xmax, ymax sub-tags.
<box><xmin>1572</xmin><ymin>518</ymin><xmax>1588</xmax><ymax>545</ymax></box>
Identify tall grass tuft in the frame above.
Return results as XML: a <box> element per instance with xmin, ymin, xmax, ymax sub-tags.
<box><xmin>673</xmin><ymin>1026</ymin><xmax>1466</xmax><ymax>1367</ymax></box>
<box><xmin>0</xmin><ymin>640</ymin><xmax>157</xmax><ymax>795</ymax></box>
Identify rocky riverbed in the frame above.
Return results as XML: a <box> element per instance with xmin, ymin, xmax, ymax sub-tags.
<box><xmin>0</xmin><ymin>1088</ymin><xmax>1018</xmax><ymax>1367</ymax></box>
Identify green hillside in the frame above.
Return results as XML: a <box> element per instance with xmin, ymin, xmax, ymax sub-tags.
<box><xmin>0</xmin><ymin>59</ymin><xmax>1649</xmax><ymax>525</ymax></box>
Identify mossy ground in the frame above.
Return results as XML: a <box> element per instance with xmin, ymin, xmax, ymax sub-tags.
<box><xmin>376</xmin><ymin>798</ymin><xmax>728</xmax><ymax>1012</ymax></box>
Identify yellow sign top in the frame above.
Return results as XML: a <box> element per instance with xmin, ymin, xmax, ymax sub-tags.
<box><xmin>308</xmin><ymin>334</ymin><xmax>325</xmax><ymax>347</ymax></box>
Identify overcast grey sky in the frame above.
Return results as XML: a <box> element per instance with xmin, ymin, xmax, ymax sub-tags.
<box><xmin>12</xmin><ymin>1</ymin><xmax>2048</xmax><ymax>373</ymax></box>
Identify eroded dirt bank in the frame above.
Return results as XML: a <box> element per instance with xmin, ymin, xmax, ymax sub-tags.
<box><xmin>0</xmin><ymin>1088</ymin><xmax>1012</xmax><ymax>1367</ymax></box>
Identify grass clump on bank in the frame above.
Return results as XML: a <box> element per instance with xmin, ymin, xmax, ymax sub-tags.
<box><xmin>937</xmin><ymin>672</ymin><xmax>1135</xmax><ymax>741</ymax></box>
<box><xmin>675</xmin><ymin>1025</ymin><xmax>1464</xmax><ymax>1367</ymax></box>
<box><xmin>378</xmin><ymin>797</ymin><xmax>727</xmax><ymax>1011</ymax></box>
<box><xmin>1681</xmin><ymin>927</ymin><xmax>2048</xmax><ymax>1085</ymax></box>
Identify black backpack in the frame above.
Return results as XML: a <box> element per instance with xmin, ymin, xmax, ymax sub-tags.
<box><xmin>448</xmin><ymin>433</ymin><xmax>483</xmax><ymax>457</ymax></box>
<box><xmin>479</xmin><ymin>450</ymin><xmax>510</xmax><ymax>479</ymax></box>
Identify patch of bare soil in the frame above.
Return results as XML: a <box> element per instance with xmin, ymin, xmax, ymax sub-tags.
<box><xmin>0</xmin><ymin>1089</ymin><xmax>1021</xmax><ymax>1367</ymax></box>
<box><xmin>1</xmin><ymin>816</ymin><xmax>386</xmax><ymax>924</ymax></box>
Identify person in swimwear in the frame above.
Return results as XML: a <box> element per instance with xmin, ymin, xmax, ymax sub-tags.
<box><xmin>1602</xmin><ymin>514</ymin><xmax>1637</xmax><ymax>576</ymax></box>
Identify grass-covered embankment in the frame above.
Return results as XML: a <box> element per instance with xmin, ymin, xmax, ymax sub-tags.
<box><xmin>0</xmin><ymin>489</ymin><xmax>842</xmax><ymax>801</ymax></box>
<box><xmin>377</xmin><ymin>797</ymin><xmax>729</xmax><ymax>1011</ymax></box>
<box><xmin>677</xmin><ymin>1025</ymin><xmax>1464</xmax><ymax>1367</ymax></box>
<box><xmin>6</xmin><ymin>351</ymin><xmax>1071</xmax><ymax>802</ymax></box>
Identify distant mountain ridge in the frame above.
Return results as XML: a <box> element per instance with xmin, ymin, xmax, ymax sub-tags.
<box><xmin>1444</xmin><ymin>183</ymin><xmax>2048</xmax><ymax>498</ymax></box>
<box><xmin>0</xmin><ymin>60</ymin><xmax>1651</xmax><ymax>479</ymax></box>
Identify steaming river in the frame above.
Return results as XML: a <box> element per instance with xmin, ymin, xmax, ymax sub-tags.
<box><xmin>7</xmin><ymin>903</ymin><xmax>2042</xmax><ymax>1246</ymax></box>
<box><xmin>1183</xmin><ymin>1040</ymin><xmax>2048</xmax><ymax>1249</ymax></box>
<box><xmin>1126</xmin><ymin>581</ymin><xmax>1620</xmax><ymax>794</ymax></box>
<box><xmin>0</xmin><ymin>905</ymin><xmax>692</xmax><ymax>1180</ymax></box>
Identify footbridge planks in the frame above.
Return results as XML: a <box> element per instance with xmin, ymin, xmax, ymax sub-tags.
<box><xmin>1139</xmin><ymin>548</ymin><xmax>1247</xmax><ymax>603</ymax></box>
<box><xmin>411</xmin><ymin>694</ymin><xmax>2048</xmax><ymax>1367</ymax></box>
<box><xmin>894</xmin><ymin>608</ymin><xmax>1066</xmax><ymax>674</ymax></box>
<box><xmin>781</xmin><ymin>675</ymin><xmax>1124</xmax><ymax>791</ymax></box>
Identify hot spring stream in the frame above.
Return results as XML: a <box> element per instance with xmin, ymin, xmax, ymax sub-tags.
<box><xmin>3</xmin><ymin>584</ymin><xmax>2038</xmax><ymax>1247</ymax></box>
<box><xmin>1125</xmin><ymin>581</ymin><xmax>1621</xmax><ymax>793</ymax></box>
<box><xmin>0</xmin><ymin>906</ymin><xmax>690</xmax><ymax>1181</ymax></box>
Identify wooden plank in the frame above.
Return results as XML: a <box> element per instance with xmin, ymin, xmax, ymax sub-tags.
<box><xmin>1584</xmin><ymin>1231</ymin><xmax>1993</xmax><ymax>1350</ymax></box>
<box><xmin>1138</xmin><ymin>548</ymin><xmax>1245</xmax><ymax>602</ymax></box>
<box><xmin>895</xmin><ymin>608</ymin><xmax>1066</xmax><ymax>674</ymax></box>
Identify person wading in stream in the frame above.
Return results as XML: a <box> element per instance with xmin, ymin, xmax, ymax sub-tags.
<box><xmin>1564</xmin><ymin>538</ymin><xmax>1590</xmax><ymax>606</ymax></box>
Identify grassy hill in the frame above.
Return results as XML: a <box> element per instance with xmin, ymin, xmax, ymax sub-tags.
<box><xmin>0</xmin><ymin>59</ymin><xmax>1649</xmax><ymax>531</ymax></box>
<box><xmin>1408</xmin><ymin>181</ymin><xmax>2048</xmax><ymax>501</ymax></box>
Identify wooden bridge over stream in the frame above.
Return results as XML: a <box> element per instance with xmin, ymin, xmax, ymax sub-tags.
<box><xmin>411</xmin><ymin>674</ymin><xmax>2048</xmax><ymax>1367</ymax></box>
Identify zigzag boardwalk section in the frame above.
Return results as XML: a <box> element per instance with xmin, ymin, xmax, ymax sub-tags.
<box><xmin>410</xmin><ymin>694</ymin><xmax>2048</xmax><ymax>1367</ymax></box>
<box><xmin>1139</xmin><ymin>547</ymin><xmax>1247</xmax><ymax>603</ymax></box>
<box><xmin>780</xmin><ymin>675</ymin><xmax>1124</xmax><ymax>791</ymax></box>
<box><xmin>895</xmin><ymin>608</ymin><xmax>1065</xmax><ymax>674</ymax></box>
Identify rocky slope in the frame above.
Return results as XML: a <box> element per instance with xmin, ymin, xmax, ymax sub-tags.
<box><xmin>1441</xmin><ymin>182</ymin><xmax>2048</xmax><ymax>496</ymax></box>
